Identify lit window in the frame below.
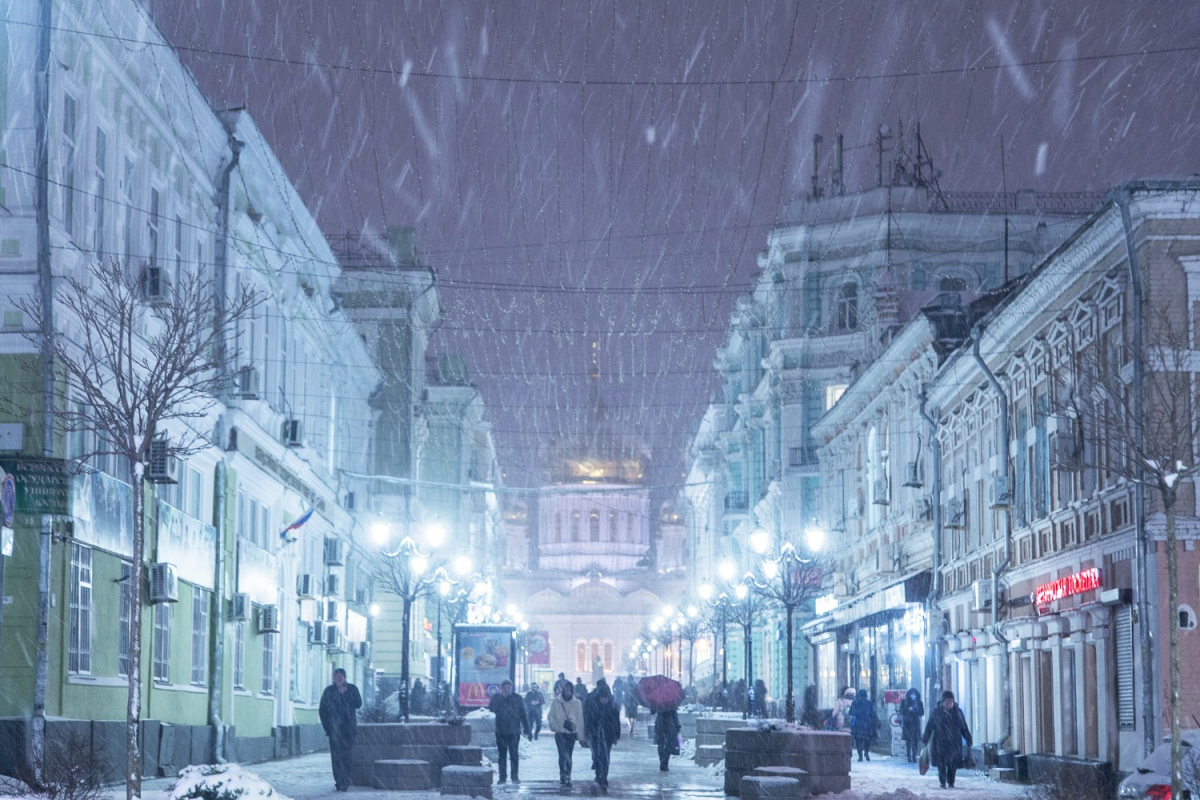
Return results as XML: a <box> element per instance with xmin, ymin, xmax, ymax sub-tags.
<box><xmin>603</xmin><ymin>641</ymin><xmax>614</xmax><ymax>672</ymax></box>
<box><xmin>835</xmin><ymin>283</ymin><xmax>858</xmax><ymax>331</ymax></box>
<box><xmin>576</xmin><ymin>641</ymin><xmax>587</xmax><ymax>673</ymax></box>
<box><xmin>825</xmin><ymin>384</ymin><xmax>848</xmax><ymax>410</ymax></box>
<box><xmin>589</xmin><ymin>509</ymin><xmax>601</xmax><ymax>542</ymax></box>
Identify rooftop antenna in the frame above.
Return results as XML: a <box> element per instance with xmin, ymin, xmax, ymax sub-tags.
<box><xmin>1000</xmin><ymin>135</ymin><xmax>1010</xmax><ymax>285</ymax></box>
<box><xmin>877</xmin><ymin>123</ymin><xmax>893</xmax><ymax>188</ymax></box>
<box><xmin>811</xmin><ymin>134</ymin><xmax>824</xmax><ymax>199</ymax></box>
<box><xmin>832</xmin><ymin>133</ymin><xmax>845</xmax><ymax>196</ymax></box>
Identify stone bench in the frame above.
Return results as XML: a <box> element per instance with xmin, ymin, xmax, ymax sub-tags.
<box><xmin>740</xmin><ymin>776</ymin><xmax>805</xmax><ymax>800</ymax></box>
<box><xmin>441</xmin><ymin>765</ymin><xmax>494</xmax><ymax>799</ymax></box>
<box><xmin>373</xmin><ymin>759</ymin><xmax>433</xmax><ymax>791</ymax></box>
<box><xmin>447</xmin><ymin>745</ymin><xmax>483</xmax><ymax>766</ymax></box>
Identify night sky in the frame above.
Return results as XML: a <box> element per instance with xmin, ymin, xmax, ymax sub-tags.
<box><xmin>145</xmin><ymin>0</ymin><xmax>1200</xmax><ymax>491</ymax></box>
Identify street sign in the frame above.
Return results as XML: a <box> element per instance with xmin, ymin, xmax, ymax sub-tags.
<box><xmin>0</xmin><ymin>458</ymin><xmax>69</xmax><ymax>517</ymax></box>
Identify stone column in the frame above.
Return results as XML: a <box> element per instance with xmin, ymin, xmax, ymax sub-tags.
<box><xmin>1049</xmin><ymin>633</ymin><xmax>1064</xmax><ymax>756</ymax></box>
<box><xmin>1071</xmin><ymin>632</ymin><xmax>1086</xmax><ymax>758</ymax></box>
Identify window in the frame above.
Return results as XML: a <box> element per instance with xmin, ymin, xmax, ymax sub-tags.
<box><xmin>570</xmin><ymin>510</ymin><xmax>581</xmax><ymax>542</ymax></box>
<box><xmin>824</xmin><ymin>383</ymin><xmax>848</xmax><ymax>411</ymax></box>
<box><xmin>590</xmin><ymin>641</ymin><xmax>600</xmax><ymax>669</ymax></box>
<box><xmin>1116</xmin><ymin>605</ymin><xmax>1135</xmax><ymax>729</ymax></box>
<box><xmin>184</xmin><ymin>466</ymin><xmax>202</xmax><ymax>519</ymax></box>
<box><xmin>118</xmin><ymin>561</ymin><xmax>133</xmax><ymax>676</ymax></box>
<box><xmin>609</xmin><ymin>510</ymin><xmax>619</xmax><ymax>541</ymax></box>
<box><xmin>626</xmin><ymin>514</ymin><xmax>635</xmax><ymax>543</ymax></box>
<box><xmin>939</xmin><ymin>276</ymin><xmax>968</xmax><ymax>292</ymax></box>
<box><xmin>123</xmin><ymin>158</ymin><xmax>134</xmax><ymax>264</ymax></box>
<box><xmin>191</xmin><ymin>587</ymin><xmax>210</xmax><ymax>686</ymax></box>
<box><xmin>148</xmin><ymin>188</ymin><xmax>160</xmax><ymax>267</ymax></box>
<box><xmin>589</xmin><ymin>509</ymin><xmax>601</xmax><ymax>542</ymax></box>
<box><xmin>804</xmin><ymin>273</ymin><xmax>821</xmax><ymax>328</ymax></box>
<box><xmin>69</xmin><ymin>544</ymin><xmax>93</xmax><ymax>674</ymax></box>
<box><xmin>93</xmin><ymin>128</ymin><xmax>107</xmax><ymax>253</ymax></box>
<box><xmin>153</xmin><ymin>602</ymin><xmax>171</xmax><ymax>683</ymax></box>
<box><xmin>261</xmin><ymin>632</ymin><xmax>277</xmax><ymax>695</ymax></box>
<box><xmin>835</xmin><ymin>283</ymin><xmax>858</xmax><ymax>330</ymax></box>
<box><xmin>233</xmin><ymin>621</ymin><xmax>246</xmax><ymax>689</ymax></box>
<box><xmin>554</xmin><ymin>512</ymin><xmax>563</xmax><ymax>543</ymax></box>
<box><xmin>603</xmin><ymin>641</ymin><xmax>614</xmax><ymax>672</ymax></box>
<box><xmin>62</xmin><ymin>94</ymin><xmax>77</xmax><ymax>237</ymax></box>
<box><xmin>174</xmin><ymin>215</ymin><xmax>184</xmax><ymax>278</ymax></box>
<box><xmin>576</xmin><ymin>641</ymin><xmax>587</xmax><ymax>673</ymax></box>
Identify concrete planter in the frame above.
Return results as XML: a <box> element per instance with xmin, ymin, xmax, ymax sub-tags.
<box><xmin>724</xmin><ymin>727</ymin><xmax>851</xmax><ymax>797</ymax></box>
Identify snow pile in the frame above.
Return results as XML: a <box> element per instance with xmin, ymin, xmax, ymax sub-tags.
<box><xmin>465</xmin><ymin>708</ymin><xmax>495</xmax><ymax>720</ymax></box>
<box><xmin>680</xmin><ymin>738</ymin><xmax>697</xmax><ymax>760</ymax></box>
<box><xmin>702</xmin><ymin>759</ymin><xmax>725</xmax><ymax>778</ymax></box>
<box><xmin>170</xmin><ymin>764</ymin><xmax>290</xmax><ymax>800</ymax></box>
<box><xmin>863</xmin><ymin>790</ymin><xmax>924</xmax><ymax>800</ymax></box>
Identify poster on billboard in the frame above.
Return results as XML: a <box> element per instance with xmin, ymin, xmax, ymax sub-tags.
<box><xmin>524</xmin><ymin>630</ymin><xmax>550</xmax><ymax>665</ymax></box>
<box><xmin>454</xmin><ymin>625</ymin><xmax>516</xmax><ymax>708</ymax></box>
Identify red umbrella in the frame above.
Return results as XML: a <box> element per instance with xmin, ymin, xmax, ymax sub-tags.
<box><xmin>638</xmin><ymin>675</ymin><xmax>685</xmax><ymax>712</ymax></box>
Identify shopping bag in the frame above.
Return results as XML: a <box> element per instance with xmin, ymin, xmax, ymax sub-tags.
<box><xmin>670</xmin><ymin>734</ymin><xmax>682</xmax><ymax>755</ymax></box>
<box><xmin>918</xmin><ymin>745</ymin><xmax>930</xmax><ymax>776</ymax></box>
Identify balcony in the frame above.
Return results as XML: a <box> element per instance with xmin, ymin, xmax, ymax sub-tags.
<box><xmin>788</xmin><ymin>446</ymin><xmax>818</xmax><ymax>467</ymax></box>
<box><xmin>724</xmin><ymin>492</ymin><xmax>750</xmax><ymax>512</ymax></box>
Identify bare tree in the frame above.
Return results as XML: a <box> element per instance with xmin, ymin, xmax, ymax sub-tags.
<box><xmin>18</xmin><ymin>259</ymin><xmax>256</xmax><ymax>800</ymax></box>
<box><xmin>1059</xmin><ymin>293</ymin><xmax>1196</xmax><ymax>798</ymax></box>
<box><xmin>747</xmin><ymin>545</ymin><xmax>834</xmax><ymax>723</ymax></box>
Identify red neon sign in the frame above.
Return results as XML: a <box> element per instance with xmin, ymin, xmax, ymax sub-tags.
<box><xmin>1035</xmin><ymin>567</ymin><xmax>1101</xmax><ymax>607</ymax></box>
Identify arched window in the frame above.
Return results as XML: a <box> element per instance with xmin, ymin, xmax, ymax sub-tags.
<box><xmin>626</xmin><ymin>514</ymin><xmax>635</xmax><ymax>543</ymax></box>
<box><xmin>590</xmin><ymin>641</ymin><xmax>601</xmax><ymax>670</ymax></box>
<box><xmin>603</xmin><ymin>641</ymin><xmax>614</xmax><ymax>672</ymax></box>
<box><xmin>589</xmin><ymin>509</ymin><xmax>601</xmax><ymax>542</ymax></box>
<box><xmin>576</xmin><ymin>641</ymin><xmax>587</xmax><ymax>673</ymax></box>
<box><xmin>836</xmin><ymin>283</ymin><xmax>858</xmax><ymax>330</ymax></box>
<box><xmin>554</xmin><ymin>512</ymin><xmax>563</xmax><ymax>543</ymax></box>
<box><xmin>939</xmin><ymin>276</ymin><xmax>968</xmax><ymax>292</ymax></box>
<box><xmin>571</xmin><ymin>510</ymin><xmax>581</xmax><ymax>542</ymax></box>
<box><xmin>609</xmin><ymin>510</ymin><xmax>619</xmax><ymax>541</ymax></box>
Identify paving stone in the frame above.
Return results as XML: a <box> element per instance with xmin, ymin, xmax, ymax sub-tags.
<box><xmin>739</xmin><ymin>775</ymin><xmax>804</xmax><ymax>800</ymax></box>
<box><xmin>373</xmin><ymin>759</ymin><xmax>433</xmax><ymax>790</ymax></box>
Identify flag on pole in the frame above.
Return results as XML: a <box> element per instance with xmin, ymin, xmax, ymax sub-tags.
<box><xmin>281</xmin><ymin>507</ymin><xmax>314</xmax><ymax>543</ymax></box>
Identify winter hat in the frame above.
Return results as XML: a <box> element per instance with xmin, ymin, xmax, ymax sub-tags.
<box><xmin>941</xmin><ymin>690</ymin><xmax>956</xmax><ymax>702</ymax></box>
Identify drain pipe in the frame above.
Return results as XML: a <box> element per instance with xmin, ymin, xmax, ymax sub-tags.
<box><xmin>1115</xmin><ymin>188</ymin><xmax>1155</xmax><ymax>757</ymax></box>
<box><xmin>972</xmin><ymin>326</ymin><xmax>1013</xmax><ymax>750</ymax></box>
<box><xmin>209</xmin><ymin>132</ymin><xmax>242</xmax><ymax>763</ymax></box>
<box><xmin>918</xmin><ymin>388</ymin><xmax>943</xmax><ymax>707</ymax></box>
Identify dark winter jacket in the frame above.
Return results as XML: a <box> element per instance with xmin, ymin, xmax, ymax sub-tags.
<box><xmin>489</xmin><ymin>690</ymin><xmax>530</xmax><ymax>737</ymax></box>
<box><xmin>923</xmin><ymin>703</ymin><xmax>972</xmax><ymax>768</ymax></box>
<box><xmin>524</xmin><ymin>687</ymin><xmax>545</xmax><ymax>721</ymax></box>
<box><xmin>654</xmin><ymin>710</ymin><xmax>681</xmax><ymax>751</ymax></box>
<box><xmin>583</xmin><ymin>687</ymin><xmax>622</xmax><ymax>749</ymax></box>
<box><xmin>848</xmin><ymin>692</ymin><xmax>876</xmax><ymax>745</ymax></box>
<box><xmin>899</xmin><ymin>690</ymin><xmax>925</xmax><ymax>743</ymax></box>
<box><xmin>319</xmin><ymin>682</ymin><xmax>363</xmax><ymax>740</ymax></box>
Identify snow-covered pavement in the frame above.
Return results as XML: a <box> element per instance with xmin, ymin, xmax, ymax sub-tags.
<box><xmin>103</xmin><ymin>735</ymin><xmax>1029</xmax><ymax>800</ymax></box>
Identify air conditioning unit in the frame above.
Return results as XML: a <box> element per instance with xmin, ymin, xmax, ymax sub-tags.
<box><xmin>972</xmin><ymin>578</ymin><xmax>995</xmax><ymax>610</ymax></box>
<box><xmin>309</xmin><ymin>620</ymin><xmax>326</xmax><ymax>645</ymax></box>
<box><xmin>354</xmin><ymin>588</ymin><xmax>368</xmax><ymax>604</ymax></box>
<box><xmin>323</xmin><ymin>624</ymin><xmax>341</xmax><ymax>649</ymax></box>
<box><xmin>1050</xmin><ymin>431</ymin><xmax>1083</xmax><ymax>471</ymax></box>
<box><xmin>231</xmin><ymin>593</ymin><xmax>251</xmax><ymax>621</ymax></box>
<box><xmin>149</xmin><ymin>562</ymin><xmax>179</xmax><ymax>603</ymax></box>
<box><xmin>945</xmin><ymin>497</ymin><xmax>966</xmax><ymax>529</ymax></box>
<box><xmin>990</xmin><ymin>475</ymin><xmax>1012</xmax><ymax>508</ymax></box>
<box><xmin>323</xmin><ymin>537</ymin><xmax>345</xmax><ymax>566</ymax></box>
<box><xmin>903</xmin><ymin>461</ymin><xmax>922</xmax><ymax>488</ymax></box>
<box><xmin>832</xmin><ymin>572</ymin><xmax>850</xmax><ymax>598</ymax></box>
<box><xmin>281</xmin><ymin>418</ymin><xmax>303</xmax><ymax>447</ymax></box>
<box><xmin>872</xmin><ymin>478</ymin><xmax>890</xmax><ymax>505</ymax></box>
<box><xmin>139</xmin><ymin>265</ymin><xmax>167</xmax><ymax>304</ymax></box>
<box><xmin>357</xmin><ymin>641</ymin><xmax>370</xmax><ymax>659</ymax></box>
<box><xmin>916</xmin><ymin>495</ymin><xmax>934</xmax><ymax>521</ymax></box>
<box><xmin>297</xmin><ymin>574</ymin><xmax>317</xmax><ymax>598</ymax></box>
<box><xmin>344</xmin><ymin>491</ymin><xmax>356</xmax><ymax>511</ymax></box>
<box><xmin>146</xmin><ymin>438</ymin><xmax>179</xmax><ymax>484</ymax></box>
<box><xmin>325</xmin><ymin>573</ymin><xmax>341</xmax><ymax>597</ymax></box>
<box><xmin>259</xmin><ymin>604</ymin><xmax>281</xmax><ymax>633</ymax></box>
<box><xmin>237</xmin><ymin>366</ymin><xmax>261</xmax><ymax>400</ymax></box>
<box><xmin>324</xmin><ymin>599</ymin><xmax>341</xmax><ymax>623</ymax></box>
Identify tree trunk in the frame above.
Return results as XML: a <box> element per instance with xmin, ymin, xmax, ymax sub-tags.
<box><xmin>126</xmin><ymin>462</ymin><xmax>144</xmax><ymax>800</ymax></box>
<box><xmin>786</xmin><ymin>605</ymin><xmax>795</xmax><ymax>723</ymax></box>
<box><xmin>400</xmin><ymin>596</ymin><xmax>412</xmax><ymax>723</ymax></box>
<box><xmin>1165</xmin><ymin>487</ymin><xmax>1181</xmax><ymax>799</ymax></box>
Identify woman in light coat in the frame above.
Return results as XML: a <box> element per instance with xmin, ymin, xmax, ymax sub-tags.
<box><xmin>548</xmin><ymin>682</ymin><xmax>585</xmax><ymax>788</ymax></box>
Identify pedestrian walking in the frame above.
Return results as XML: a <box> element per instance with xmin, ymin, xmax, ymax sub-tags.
<box><xmin>654</xmin><ymin>709</ymin><xmax>681</xmax><ymax>772</ymax></box>
<box><xmin>318</xmin><ymin>668</ymin><xmax>362</xmax><ymax>792</ymax></box>
<box><xmin>831</xmin><ymin>686</ymin><xmax>856</xmax><ymax>732</ymax></box>
<box><xmin>487</xmin><ymin>678</ymin><xmax>530</xmax><ymax>784</ymax></box>
<box><xmin>548</xmin><ymin>681</ymin><xmax>585</xmax><ymax>788</ymax></box>
<box><xmin>410</xmin><ymin>678</ymin><xmax>427</xmax><ymax>716</ymax></box>
<box><xmin>612</xmin><ymin>676</ymin><xmax>626</xmax><ymax>707</ymax></box>
<box><xmin>849</xmin><ymin>688</ymin><xmax>876</xmax><ymax>762</ymax></box>
<box><xmin>554</xmin><ymin>672</ymin><xmax>569</xmax><ymax>697</ymax></box>
<box><xmin>583</xmin><ymin>678</ymin><xmax>621</xmax><ymax>792</ymax></box>
<box><xmin>525</xmin><ymin>682</ymin><xmax>546</xmax><ymax>740</ymax></box>
<box><xmin>753</xmin><ymin>679</ymin><xmax>768</xmax><ymax>718</ymax></box>
<box><xmin>899</xmin><ymin>688</ymin><xmax>925</xmax><ymax>763</ymax></box>
<box><xmin>575</xmin><ymin>676</ymin><xmax>588</xmax><ymax>702</ymax></box>
<box><xmin>922</xmin><ymin>690</ymin><xmax>973</xmax><ymax>789</ymax></box>
<box><xmin>622</xmin><ymin>676</ymin><xmax>640</xmax><ymax>737</ymax></box>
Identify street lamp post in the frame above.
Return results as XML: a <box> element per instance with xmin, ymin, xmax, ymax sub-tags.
<box><xmin>700</xmin><ymin>582</ymin><xmax>732</xmax><ymax>711</ymax></box>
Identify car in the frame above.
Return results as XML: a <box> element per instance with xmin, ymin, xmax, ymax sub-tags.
<box><xmin>1118</xmin><ymin>729</ymin><xmax>1200</xmax><ymax>800</ymax></box>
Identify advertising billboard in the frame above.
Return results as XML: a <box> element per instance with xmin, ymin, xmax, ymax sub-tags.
<box><xmin>454</xmin><ymin>625</ymin><xmax>516</xmax><ymax>707</ymax></box>
<box><xmin>524</xmin><ymin>630</ymin><xmax>550</xmax><ymax>665</ymax></box>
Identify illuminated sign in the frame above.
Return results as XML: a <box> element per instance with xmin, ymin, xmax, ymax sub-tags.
<box><xmin>1035</xmin><ymin>567</ymin><xmax>1101</xmax><ymax>607</ymax></box>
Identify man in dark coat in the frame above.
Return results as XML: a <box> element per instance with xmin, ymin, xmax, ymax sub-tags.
<box><xmin>654</xmin><ymin>708</ymin><xmax>681</xmax><ymax>771</ymax></box>
<box><xmin>899</xmin><ymin>688</ymin><xmax>925</xmax><ymax>763</ymax></box>
<box><xmin>923</xmin><ymin>690</ymin><xmax>973</xmax><ymax>789</ymax></box>
<box><xmin>623</xmin><ymin>675</ymin><xmax>640</xmax><ymax>737</ymax></box>
<box><xmin>524</xmin><ymin>682</ymin><xmax>546</xmax><ymax>740</ymax></box>
<box><xmin>575</xmin><ymin>676</ymin><xmax>588</xmax><ymax>702</ymax></box>
<box><xmin>849</xmin><ymin>688</ymin><xmax>877</xmax><ymax>762</ymax></box>
<box><xmin>583</xmin><ymin>679</ymin><xmax>621</xmax><ymax>792</ymax></box>
<box><xmin>488</xmin><ymin>679</ymin><xmax>530</xmax><ymax>784</ymax></box>
<box><xmin>319</xmin><ymin>668</ymin><xmax>363</xmax><ymax>792</ymax></box>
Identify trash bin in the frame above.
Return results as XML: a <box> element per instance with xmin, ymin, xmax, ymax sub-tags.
<box><xmin>982</xmin><ymin>742</ymin><xmax>999</xmax><ymax>767</ymax></box>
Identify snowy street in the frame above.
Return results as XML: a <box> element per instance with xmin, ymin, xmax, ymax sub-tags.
<box><xmin>127</xmin><ymin>735</ymin><xmax>1028</xmax><ymax>800</ymax></box>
